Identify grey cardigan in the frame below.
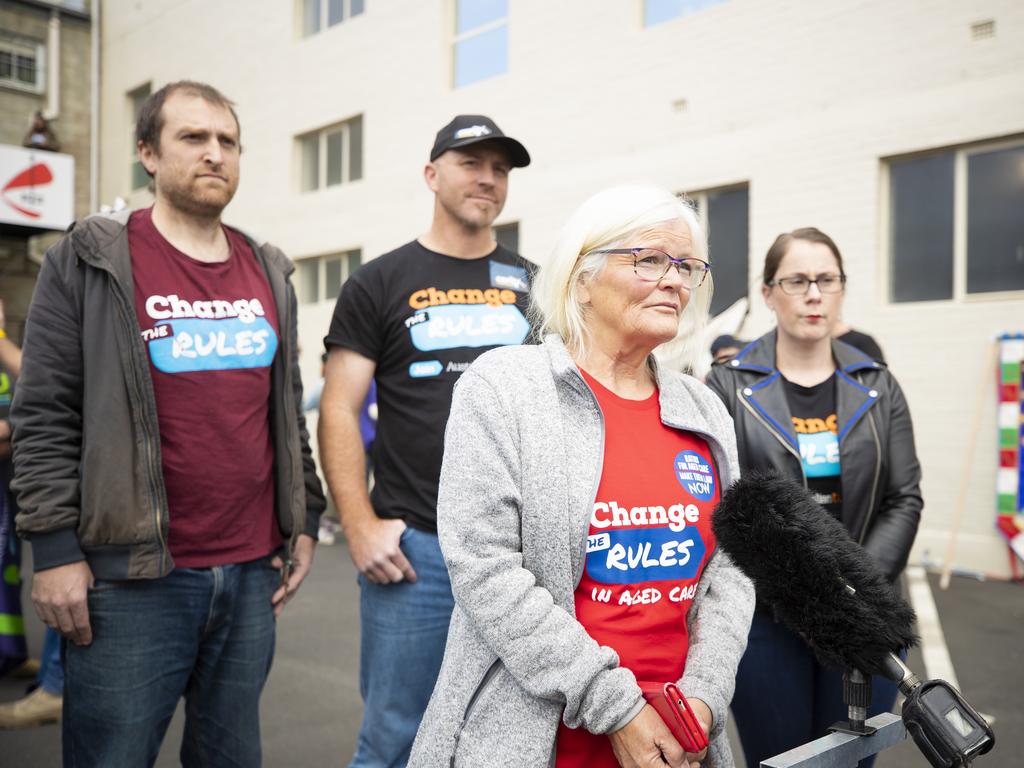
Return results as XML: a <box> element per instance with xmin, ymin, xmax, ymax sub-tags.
<box><xmin>409</xmin><ymin>336</ymin><xmax>754</xmax><ymax>768</ymax></box>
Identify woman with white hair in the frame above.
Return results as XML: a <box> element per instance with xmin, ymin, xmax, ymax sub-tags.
<box><xmin>408</xmin><ymin>184</ymin><xmax>754</xmax><ymax>768</ymax></box>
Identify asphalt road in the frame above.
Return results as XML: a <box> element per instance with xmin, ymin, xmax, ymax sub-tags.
<box><xmin>2</xmin><ymin>542</ymin><xmax>1020</xmax><ymax>767</ymax></box>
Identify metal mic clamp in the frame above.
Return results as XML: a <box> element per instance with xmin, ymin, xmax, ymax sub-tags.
<box><xmin>828</xmin><ymin>668</ymin><xmax>877</xmax><ymax>737</ymax></box>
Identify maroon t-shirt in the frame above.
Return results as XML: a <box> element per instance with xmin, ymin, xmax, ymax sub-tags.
<box><xmin>129</xmin><ymin>207</ymin><xmax>282</xmax><ymax>567</ymax></box>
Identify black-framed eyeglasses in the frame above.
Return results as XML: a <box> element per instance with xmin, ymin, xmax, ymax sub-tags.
<box><xmin>767</xmin><ymin>273</ymin><xmax>847</xmax><ymax>295</ymax></box>
<box><xmin>586</xmin><ymin>248</ymin><xmax>711</xmax><ymax>288</ymax></box>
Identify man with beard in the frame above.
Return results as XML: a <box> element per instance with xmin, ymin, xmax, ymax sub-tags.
<box><xmin>10</xmin><ymin>81</ymin><xmax>324</xmax><ymax>766</ymax></box>
<box><xmin>319</xmin><ymin>115</ymin><xmax>533</xmax><ymax>767</ymax></box>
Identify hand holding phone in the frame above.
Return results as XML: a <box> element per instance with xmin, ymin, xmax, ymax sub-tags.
<box><xmin>639</xmin><ymin>682</ymin><xmax>709</xmax><ymax>754</ymax></box>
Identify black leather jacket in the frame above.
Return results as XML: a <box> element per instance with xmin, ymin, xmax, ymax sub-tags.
<box><xmin>706</xmin><ymin>330</ymin><xmax>922</xmax><ymax>582</ymax></box>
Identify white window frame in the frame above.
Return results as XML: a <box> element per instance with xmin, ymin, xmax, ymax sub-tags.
<box><xmin>298</xmin><ymin>115</ymin><xmax>363</xmax><ymax>192</ymax></box>
<box><xmin>0</xmin><ymin>32</ymin><xmax>45</xmax><ymax>94</ymax></box>
<box><xmin>295</xmin><ymin>249</ymin><xmax>363</xmax><ymax>305</ymax></box>
<box><xmin>880</xmin><ymin>136</ymin><xmax>1024</xmax><ymax>306</ymax></box>
<box><xmin>451</xmin><ymin>1</ymin><xmax>509</xmax><ymax>88</ymax></box>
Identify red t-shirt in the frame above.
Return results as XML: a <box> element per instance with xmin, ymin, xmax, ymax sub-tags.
<box><xmin>129</xmin><ymin>207</ymin><xmax>282</xmax><ymax>567</ymax></box>
<box><xmin>556</xmin><ymin>370</ymin><xmax>720</xmax><ymax>768</ymax></box>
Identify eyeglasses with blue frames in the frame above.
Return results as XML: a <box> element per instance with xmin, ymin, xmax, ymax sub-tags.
<box><xmin>766</xmin><ymin>273</ymin><xmax>847</xmax><ymax>295</ymax></box>
<box><xmin>586</xmin><ymin>248</ymin><xmax>711</xmax><ymax>288</ymax></box>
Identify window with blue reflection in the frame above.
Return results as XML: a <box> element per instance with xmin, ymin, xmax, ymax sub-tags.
<box><xmin>645</xmin><ymin>0</ymin><xmax>727</xmax><ymax>27</ymax></box>
<box><xmin>454</xmin><ymin>0</ymin><xmax>508</xmax><ymax>88</ymax></box>
<box><xmin>457</xmin><ymin>0</ymin><xmax>507</xmax><ymax>33</ymax></box>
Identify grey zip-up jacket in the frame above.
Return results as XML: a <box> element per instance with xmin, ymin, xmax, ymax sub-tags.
<box><xmin>705</xmin><ymin>331</ymin><xmax>922</xmax><ymax>583</ymax></box>
<box><xmin>409</xmin><ymin>336</ymin><xmax>754</xmax><ymax>768</ymax></box>
<box><xmin>10</xmin><ymin>210</ymin><xmax>326</xmax><ymax>579</ymax></box>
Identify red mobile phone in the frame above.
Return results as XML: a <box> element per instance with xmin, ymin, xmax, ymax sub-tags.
<box><xmin>639</xmin><ymin>682</ymin><xmax>709</xmax><ymax>754</ymax></box>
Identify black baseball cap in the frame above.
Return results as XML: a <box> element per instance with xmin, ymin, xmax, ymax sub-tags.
<box><xmin>429</xmin><ymin>114</ymin><xmax>531</xmax><ymax>167</ymax></box>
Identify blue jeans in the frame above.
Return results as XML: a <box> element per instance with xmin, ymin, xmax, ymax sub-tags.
<box><xmin>731</xmin><ymin>609</ymin><xmax>899</xmax><ymax>768</ymax></box>
<box><xmin>40</xmin><ymin>626</ymin><xmax>64</xmax><ymax>694</ymax></box>
<box><xmin>350</xmin><ymin>527</ymin><xmax>454</xmax><ymax>768</ymax></box>
<box><xmin>63</xmin><ymin>558</ymin><xmax>280</xmax><ymax>768</ymax></box>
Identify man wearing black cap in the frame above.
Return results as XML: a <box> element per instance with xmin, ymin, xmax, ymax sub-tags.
<box><xmin>319</xmin><ymin>115</ymin><xmax>533</xmax><ymax>767</ymax></box>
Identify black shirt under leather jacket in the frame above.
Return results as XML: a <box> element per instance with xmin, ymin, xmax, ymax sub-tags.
<box><xmin>706</xmin><ymin>330</ymin><xmax>922</xmax><ymax>584</ymax></box>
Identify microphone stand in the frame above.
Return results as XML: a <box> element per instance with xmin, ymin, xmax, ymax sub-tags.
<box><xmin>828</xmin><ymin>668</ymin><xmax>877</xmax><ymax>737</ymax></box>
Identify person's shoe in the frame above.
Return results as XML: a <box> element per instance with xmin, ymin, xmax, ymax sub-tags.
<box><xmin>318</xmin><ymin>520</ymin><xmax>337</xmax><ymax>546</ymax></box>
<box><xmin>10</xmin><ymin>658</ymin><xmax>41</xmax><ymax>679</ymax></box>
<box><xmin>0</xmin><ymin>688</ymin><xmax>63</xmax><ymax>729</ymax></box>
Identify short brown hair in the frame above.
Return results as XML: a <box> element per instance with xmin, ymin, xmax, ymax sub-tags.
<box><xmin>763</xmin><ymin>227</ymin><xmax>845</xmax><ymax>284</ymax></box>
<box><xmin>135</xmin><ymin>80</ymin><xmax>240</xmax><ymax>161</ymax></box>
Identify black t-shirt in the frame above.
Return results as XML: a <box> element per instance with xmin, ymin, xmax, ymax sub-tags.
<box><xmin>783</xmin><ymin>374</ymin><xmax>842</xmax><ymax>520</ymax></box>
<box><xmin>324</xmin><ymin>240</ymin><xmax>535</xmax><ymax>532</ymax></box>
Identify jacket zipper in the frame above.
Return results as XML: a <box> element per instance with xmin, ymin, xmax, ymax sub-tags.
<box><xmin>737</xmin><ymin>390</ymin><xmax>807</xmax><ymax>487</ymax></box>
<box><xmin>859</xmin><ymin>408</ymin><xmax>883</xmax><ymax>545</ymax></box>
<box><xmin>451</xmin><ymin>658</ymin><xmax>501</xmax><ymax>766</ymax></box>
<box><xmin>567</xmin><ymin>370</ymin><xmax>607</xmax><ymax>588</ymax></box>
<box><xmin>82</xmin><ymin>263</ymin><xmax>167</xmax><ymax>570</ymax></box>
<box><xmin>280</xmin><ymin>280</ymin><xmax>299</xmax><ymax>551</ymax></box>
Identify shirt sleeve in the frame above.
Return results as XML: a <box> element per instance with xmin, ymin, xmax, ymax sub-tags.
<box><xmin>323</xmin><ymin>268</ymin><xmax>383</xmax><ymax>361</ymax></box>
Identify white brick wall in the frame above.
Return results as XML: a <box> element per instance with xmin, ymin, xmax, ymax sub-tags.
<box><xmin>98</xmin><ymin>0</ymin><xmax>1024</xmax><ymax>576</ymax></box>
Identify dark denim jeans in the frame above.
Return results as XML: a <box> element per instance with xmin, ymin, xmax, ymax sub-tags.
<box><xmin>350</xmin><ymin>527</ymin><xmax>454</xmax><ymax>768</ymax></box>
<box><xmin>40</xmin><ymin>626</ymin><xmax>63</xmax><ymax>694</ymax></box>
<box><xmin>731</xmin><ymin>609</ymin><xmax>899</xmax><ymax>768</ymax></box>
<box><xmin>63</xmin><ymin>558</ymin><xmax>279</xmax><ymax>767</ymax></box>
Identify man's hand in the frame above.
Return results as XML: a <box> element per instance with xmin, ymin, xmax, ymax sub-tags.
<box><xmin>31</xmin><ymin>561</ymin><xmax>94</xmax><ymax>646</ymax></box>
<box><xmin>345</xmin><ymin>516</ymin><xmax>417</xmax><ymax>585</ymax></box>
<box><xmin>271</xmin><ymin>533</ymin><xmax>317</xmax><ymax>617</ymax></box>
<box><xmin>609</xmin><ymin>704</ymin><xmax>689</xmax><ymax>768</ymax></box>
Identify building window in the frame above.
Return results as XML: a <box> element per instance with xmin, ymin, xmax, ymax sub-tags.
<box><xmin>0</xmin><ymin>32</ymin><xmax>45</xmax><ymax>93</ymax></box>
<box><xmin>129</xmin><ymin>83</ymin><xmax>152</xmax><ymax>191</ymax></box>
<box><xmin>887</xmin><ymin>139</ymin><xmax>1024</xmax><ymax>302</ymax></box>
<box><xmin>298</xmin><ymin>115</ymin><xmax>363</xmax><ymax>192</ymax></box>
<box><xmin>296</xmin><ymin>249</ymin><xmax>362</xmax><ymax>305</ymax></box>
<box><xmin>453</xmin><ymin>0</ymin><xmax>508</xmax><ymax>88</ymax></box>
<box><xmin>494</xmin><ymin>221</ymin><xmax>519</xmax><ymax>253</ymax></box>
<box><xmin>644</xmin><ymin>0</ymin><xmax>727</xmax><ymax>27</ymax></box>
<box><xmin>688</xmin><ymin>185</ymin><xmax>749</xmax><ymax>316</ymax></box>
<box><xmin>302</xmin><ymin>0</ymin><xmax>365</xmax><ymax>37</ymax></box>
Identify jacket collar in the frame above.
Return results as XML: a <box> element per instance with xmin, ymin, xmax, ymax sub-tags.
<box><xmin>729</xmin><ymin>329</ymin><xmax>883</xmax><ymax>448</ymax></box>
<box><xmin>68</xmin><ymin>207</ymin><xmax>294</xmax><ymax>279</ymax></box>
<box><xmin>542</xmin><ymin>334</ymin><xmax>723</xmax><ymax>440</ymax></box>
<box><xmin>727</xmin><ymin>328</ymin><xmax>882</xmax><ymax>377</ymax></box>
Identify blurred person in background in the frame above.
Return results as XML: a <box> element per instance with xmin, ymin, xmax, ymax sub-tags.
<box><xmin>0</xmin><ymin>301</ymin><xmax>65</xmax><ymax>729</ymax></box>
<box><xmin>709</xmin><ymin>334</ymin><xmax>748</xmax><ymax>366</ymax></box>
<box><xmin>706</xmin><ymin>227</ymin><xmax>921</xmax><ymax>768</ymax></box>
<box><xmin>304</xmin><ymin>353</ymin><xmax>376</xmax><ymax>545</ymax></box>
<box><xmin>319</xmin><ymin>115</ymin><xmax>533</xmax><ymax>767</ymax></box>
<box><xmin>22</xmin><ymin>111</ymin><xmax>60</xmax><ymax>153</ymax></box>
<box><xmin>833</xmin><ymin>320</ymin><xmax>885</xmax><ymax>364</ymax></box>
<box><xmin>410</xmin><ymin>185</ymin><xmax>754</xmax><ymax>768</ymax></box>
<box><xmin>0</xmin><ymin>300</ymin><xmax>28</xmax><ymax>679</ymax></box>
<box><xmin>11</xmin><ymin>81</ymin><xmax>324</xmax><ymax>766</ymax></box>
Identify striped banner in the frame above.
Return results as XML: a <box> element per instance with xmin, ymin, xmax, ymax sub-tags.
<box><xmin>997</xmin><ymin>334</ymin><xmax>1024</xmax><ymax>567</ymax></box>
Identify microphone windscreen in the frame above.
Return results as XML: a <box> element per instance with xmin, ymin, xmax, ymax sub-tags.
<box><xmin>712</xmin><ymin>471</ymin><xmax>918</xmax><ymax>676</ymax></box>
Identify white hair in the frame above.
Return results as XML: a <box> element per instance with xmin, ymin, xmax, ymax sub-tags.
<box><xmin>530</xmin><ymin>184</ymin><xmax>712</xmax><ymax>372</ymax></box>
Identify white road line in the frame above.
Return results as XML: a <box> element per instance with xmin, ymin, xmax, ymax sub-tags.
<box><xmin>905</xmin><ymin>566</ymin><xmax>959</xmax><ymax>689</ymax></box>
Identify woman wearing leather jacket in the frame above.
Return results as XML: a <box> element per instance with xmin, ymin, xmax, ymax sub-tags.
<box><xmin>705</xmin><ymin>227</ymin><xmax>922</xmax><ymax>768</ymax></box>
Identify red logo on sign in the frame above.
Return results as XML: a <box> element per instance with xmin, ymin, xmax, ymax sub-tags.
<box><xmin>2</xmin><ymin>163</ymin><xmax>53</xmax><ymax>219</ymax></box>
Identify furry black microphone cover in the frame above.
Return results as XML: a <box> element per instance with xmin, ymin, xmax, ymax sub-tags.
<box><xmin>712</xmin><ymin>471</ymin><xmax>918</xmax><ymax>676</ymax></box>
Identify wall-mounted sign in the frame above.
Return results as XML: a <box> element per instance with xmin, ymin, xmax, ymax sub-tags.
<box><xmin>0</xmin><ymin>144</ymin><xmax>75</xmax><ymax>230</ymax></box>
